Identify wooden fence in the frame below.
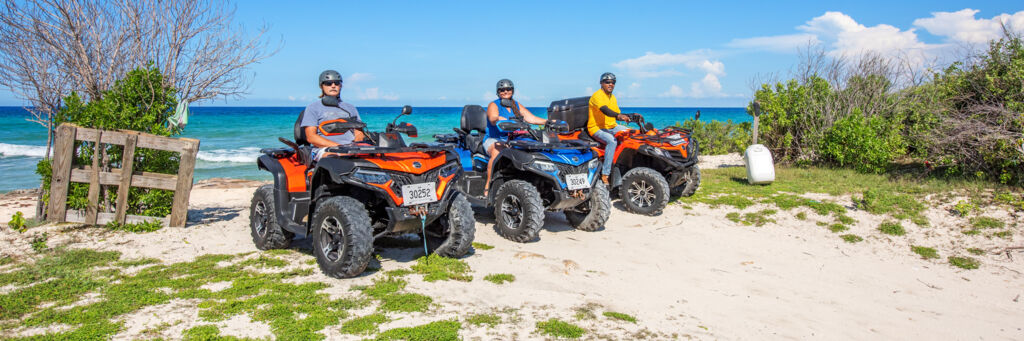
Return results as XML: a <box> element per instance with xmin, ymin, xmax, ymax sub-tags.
<box><xmin>46</xmin><ymin>123</ymin><xmax>200</xmax><ymax>227</ymax></box>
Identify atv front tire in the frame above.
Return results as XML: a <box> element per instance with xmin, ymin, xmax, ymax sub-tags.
<box><xmin>311</xmin><ymin>196</ymin><xmax>374</xmax><ymax>278</ymax></box>
<box><xmin>671</xmin><ymin>165</ymin><xmax>701</xmax><ymax>198</ymax></box>
<box><xmin>430</xmin><ymin>193</ymin><xmax>476</xmax><ymax>258</ymax></box>
<box><xmin>620</xmin><ymin>167</ymin><xmax>670</xmax><ymax>216</ymax></box>
<box><xmin>494</xmin><ymin>180</ymin><xmax>544</xmax><ymax>243</ymax></box>
<box><xmin>250</xmin><ymin>185</ymin><xmax>294</xmax><ymax>250</ymax></box>
<box><xmin>565</xmin><ymin>183</ymin><xmax>611</xmax><ymax>231</ymax></box>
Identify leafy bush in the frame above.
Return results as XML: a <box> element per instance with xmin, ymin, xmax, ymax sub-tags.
<box><xmin>37</xmin><ymin>64</ymin><xmax>179</xmax><ymax>225</ymax></box>
<box><xmin>948</xmin><ymin>256</ymin><xmax>980</xmax><ymax>270</ymax></box>
<box><xmin>9</xmin><ymin>212</ymin><xmax>26</xmax><ymax>233</ymax></box>
<box><xmin>819</xmin><ymin>109</ymin><xmax>906</xmax><ymax>173</ymax></box>
<box><xmin>878</xmin><ymin>221</ymin><xmax>906</xmax><ymax>236</ymax></box>
<box><xmin>677</xmin><ymin>118</ymin><xmax>751</xmax><ymax>155</ymax></box>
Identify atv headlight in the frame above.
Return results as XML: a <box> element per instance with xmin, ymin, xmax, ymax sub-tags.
<box><xmin>530</xmin><ymin>161</ymin><xmax>558</xmax><ymax>173</ymax></box>
<box><xmin>646</xmin><ymin>146</ymin><xmax>669</xmax><ymax>158</ymax></box>
<box><xmin>439</xmin><ymin>162</ymin><xmax>460</xmax><ymax>178</ymax></box>
<box><xmin>353</xmin><ymin>169</ymin><xmax>391</xmax><ymax>184</ymax></box>
<box><xmin>587</xmin><ymin>158</ymin><xmax>600</xmax><ymax>170</ymax></box>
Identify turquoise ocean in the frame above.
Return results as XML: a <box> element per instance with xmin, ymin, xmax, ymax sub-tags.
<box><xmin>0</xmin><ymin>106</ymin><xmax>751</xmax><ymax>192</ymax></box>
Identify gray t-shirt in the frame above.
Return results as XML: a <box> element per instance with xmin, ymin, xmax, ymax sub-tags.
<box><xmin>301</xmin><ymin>98</ymin><xmax>361</xmax><ymax>145</ymax></box>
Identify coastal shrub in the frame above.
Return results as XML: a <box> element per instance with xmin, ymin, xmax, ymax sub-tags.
<box><xmin>819</xmin><ymin>109</ymin><xmax>906</xmax><ymax>173</ymax></box>
<box><xmin>676</xmin><ymin>118</ymin><xmax>751</xmax><ymax>155</ymax></box>
<box><xmin>8</xmin><ymin>211</ymin><xmax>26</xmax><ymax>232</ymax></box>
<box><xmin>948</xmin><ymin>256</ymin><xmax>980</xmax><ymax>270</ymax></box>
<box><xmin>911</xmin><ymin>246</ymin><xmax>939</xmax><ymax>259</ymax></box>
<box><xmin>36</xmin><ymin>65</ymin><xmax>179</xmax><ymax>225</ymax></box>
<box><xmin>878</xmin><ymin>221</ymin><xmax>906</xmax><ymax>236</ymax></box>
<box><xmin>536</xmin><ymin>318</ymin><xmax>585</xmax><ymax>339</ymax></box>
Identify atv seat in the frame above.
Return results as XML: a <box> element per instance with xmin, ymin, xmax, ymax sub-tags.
<box><xmin>460</xmin><ymin>105</ymin><xmax>488</xmax><ymax>155</ymax></box>
<box><xmin>290</xmin><ymin>110</ymin><xmax>313</xmax><ymax>167</ymax></box>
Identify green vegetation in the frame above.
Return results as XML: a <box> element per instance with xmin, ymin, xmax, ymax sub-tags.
<box><xmin>536</xmin><ymin>318</ymin><xmax>585</xmax><ymax>339</ymax></box>
<box><xmin>952</xmin><ymin>200</ymin><xmax>977</xmax><ymax>217</ymax></box>
<box><xmin>857</xmin><ymin>189</ymin><xmax>928</xmax><ymax>226</ymax></box>
<box><xmin>0</xmin><ymin>255</ymin><xmax>12</xmax><ymax>266</ymax></box>
<box><xmin>993</xmin><ymin>231</ymin><xmax>1013</xmax><ymax>239</ymax></box>
<box><xmin>949</xmin><ymin>256</ymin><xmax>980</xmax><ymax>270</ymax></box>
<box><xmin>483</xmin><ymin>273</ymin><xmax>516</xmax><ymax>284</ymax></box>
<box><xmin>105</xmin><ymin>219</ymin><xmax>164</xmax><ymax>233</ymax></box>
<box><xmin>840</xmin><ymin>234</ymin><xmax>863</xmax><ymax>243</ymax></box>
<box><xmin>878</xmin><ymin>221</ymin><xmax>906</xmax><ymax>236</ymax></box>
<box><xmin>8</xmin><ymin>211</ymin><xmax>26</xmax><ymax>232</ymax></box>
<box><xmin>376</xmin><ymin>319</ymin><xmax>461</xmax><ymax>341</ymax></box>
<box><xmin>37</xmin><ymin>65</ymin><xmax>182</xmax><ymax>227</ymax></box>
<box><xmin>410</xmin><ymin>254</ymin><xmax>472</xmax><ymax>282</ymax></box>
<box><xmin>795</xmin><ymin>212</ymin><xmax>807</xmax><ymax>220</ymax></box>
<box><xmin>30</xmin><ymin>232</ymin><xmax>48</xmax><ymax>252</ymax></box>
<box><xmin>573</xmin><ymin>304</ymin><xmax>598</xmax><ymax>320</ymax></box>
<box><xmin>828</xmin><ymin>224</ymin><xmax>849</xmax><ymax>233</ymax></box>
<box><xmin>676</xmin><ymin>118</ymin><xmax>751</xmax><ymax>155</ymax></box>
<box><xmin>967</xmin><ymin>248</ymin><xmax>986</xmax><ymax>256</ymax></box>
<box><xmin>970</xmin><ymin>217</ymin><xmax>1005</xmax><ymax>229</ymax></box>
<box><xmin>471</xmin><ymin>242</ymin><xmax>494</xmax><ymax>250</ymax></box>
<box><xmin>911</xmin><ymin>246</ymin><xmax>940</xmax><ymax>260</ymax></box>
<box><xmin>465</xmin><ymin>313</ymin><xmax>501</xmax><ymax>326</ymax></box>
<box><xmin>341</xmin><ymin>314</ymin><xmax>388</xmax><ymax>335</ymax></box>
<box><xmin>237</xmin><ymin>254</ymin><xmax>288</xmax><ymax>268</ymax></box>
<box><xmin>751</xmin><ymin>31</ymin><xmax>1024</xmax><ymax>185</ymax></box>
<box><xmin>384</xmin><ymin>269</ymin><xmax>415</xmax><ymax>277</ymax></box>
<box><xmin>603</xmin><ymin>311</ymin><xmax>637</xmax><ymax>323</ymax></box>
<box><xmin>356</xmin><ymin>277</ymin><xmax>433</xmax><ymax>313</ymax></box>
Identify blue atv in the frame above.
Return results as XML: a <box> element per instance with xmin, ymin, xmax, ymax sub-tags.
<box><xmin>435</xmin><ymin>104</ymin><xmax>611</xmax><ymax>242</ymax></box>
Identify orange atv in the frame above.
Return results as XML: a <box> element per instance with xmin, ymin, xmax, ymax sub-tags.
<box><xmin>549</xmin><ymin>97</ymin><xmax>700</xmax><ymax>215</ymax></box>
<box><xmin>251</xmin><ymin>105</ymin><xmax>474</xmax><ymax>278</ymax></box>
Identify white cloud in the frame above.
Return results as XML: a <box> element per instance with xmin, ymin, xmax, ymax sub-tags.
<box><xmin>612</xmin><ymin>50</ymin><xmax>724</xmax><ymax>78</ymax></box>
<box><xmin>357</xmin><ymin>87</ymin><xmax>399</xmax><ymax>101</ymax></box>
<box><xmin>585</xmin><ymin>87</ymin><xmax>594</xmax><ymax>94</ymax></box>
<box><xmin>914</xmin><ymin>9</ymin><xmax>1024</xmax><ymax>44</ymax></box>
<box><xmin>727</xmin><ymin>33</ymin><xmax>820</xmax><ymax>52</ymax></box>
<box><xmin>437</xmin><ymin>96</ymin><xmax>447</xmax><ymax>100</ymax></box>
<box><xmin>658</xmin><ymin>84</ymin><xmax>685</xmax><ymax>98</ymax></box>
<box><xmin>287</xmin><ymin>96</ymin><xmax>296</xmax><ymax>101</ymax></box>
<box><xmin>347</xmin><ymin>72</ymin><xmax>375</xmax><ymax>82</ymax></box>
<box><xmin>690</xmin><ymin>74</ymin><xmax>723</xmax><ymax>98</ymax></box>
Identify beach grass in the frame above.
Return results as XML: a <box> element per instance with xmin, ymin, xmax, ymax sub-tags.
<box><xmin>948</xmin><ymin>256</ymin><xmax>980</xmax><ymax>269</ymax></box>
<box><xmin>603</xmin><ymin>311</ymin><xmax>638</xmax><ymax>323</ymax></box>
<box><xmin>879</xmin><ymin>221</ymin><xmax>906</xmax><ymax>236</ymax></box>
<box><xmin>840</xmin><ymin>234</ymin><xmax>863</xmax><ymax>243</ymax></box>
<box><xmin>536</xmin><ymin>318</ymin><xmax>585</xmax><ymax>339</ymax></box>
<box><xmin>410</xmin><ymin>254</ymin><xmax>472</xmax><ymax>282</ymax></box>
<box><xmin>483</xmin><ymin>273</ymin><xmax>516</xmax><ymax>284</ymax></box>
<box><xmin>911</xmin><ymin>246</ymin><xmax>940</xmax><ymax>259</ymax></box>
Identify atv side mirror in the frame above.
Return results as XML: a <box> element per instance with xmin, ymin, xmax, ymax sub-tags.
<box><xmin>546</xmin><ymin>120</ymin><xmax>569</xmax><ymax>133</ymax></box>
<box><xmin>644</xmin><ymin>122</ymin><xmax>654</xmax><ymax>131</ymax></box>
<box><xmin>388</xmin><ymin>122</ymin><xmax>418</xmax><ymax>138</ymax></box>
<box><xmin>401</xmin><ymin>105</ymin><xmax>412</xmax><ymax>116</ymax></box>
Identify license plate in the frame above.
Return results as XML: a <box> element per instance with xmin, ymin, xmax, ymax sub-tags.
<box><xmin>401</xmin><ymin>182</ymin><xmax>437</xmax><ymax>206</ymax></box>
<box><xmin>565</xmin><ymin>173</ymin><xmax>589</xmax><ymax>190</ymax></box>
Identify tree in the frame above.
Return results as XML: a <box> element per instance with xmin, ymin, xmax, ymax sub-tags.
<box><xmin>0</xmin><ymin>0</ymin><xmax>279</xmax><ymax>158</ymax></box>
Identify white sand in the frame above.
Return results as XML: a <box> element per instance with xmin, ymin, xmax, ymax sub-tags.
<box><xmin>1</xmin><ymin>160</ymin><xmax>1022</xmax><ymax>339</ymax></box>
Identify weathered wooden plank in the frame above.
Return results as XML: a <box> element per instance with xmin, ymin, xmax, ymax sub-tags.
<box><xmin>75</xmin><ymin>124</ymin><xmax>196</xmax><ymax>153</ymax></box>
<box><xmin>85</xmin><ymin>131</ymin><xmax>103</xmax><ymax>225</ymax></box>
<box><xmin>169</xmin><ymin>140</ymin><xmax>199</xmax><ymax>227</ymax></box>
<box><xmin>75</xmin><ymin>127</ymin><xmax>127</xmax><ymax>146</ymax></box>
<box><xmin>65</xmin><ymin>209</ymin><xmax>167</xmax><ymax>226</ymax></box>
<box><xmin>47</xmin><ymin>124</ymin><xmax>76</xmax><ymax>222</ymax></box>
<box><xmin>114</xmin><ymin>134</ymin><xmax>138</xmax><ymax>225</ymax></box>
<box><xmin>70</xmin><ymin>167</ymin><xmax>178</xmax><ymax>191</ymax></box>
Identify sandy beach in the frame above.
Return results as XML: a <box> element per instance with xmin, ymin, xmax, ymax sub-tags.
<box><xmin>1</xmin><ymin>154</ymin><xmax>1022</xmax><ymax>340</ymax></box>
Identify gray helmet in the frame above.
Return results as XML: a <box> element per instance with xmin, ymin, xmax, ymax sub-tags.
<box><xmin>318</xmin><ymin>70</ymin><xmax>342</xmax><ymax>85</ymax></box>
<box><xmin>496</xmin><ymin>79</ymin><xmax>514</xmax><ymax>92</ymax></box>
<box><xmin>600</xmin><ymin>72</ymin><xmax>616</xmax><ymax>83</ymax></box>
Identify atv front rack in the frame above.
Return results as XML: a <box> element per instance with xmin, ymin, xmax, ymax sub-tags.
<box><xmin>506</xmin><ymin>138</ymin><xmax>597</xmax><ymax>150</ymax></box>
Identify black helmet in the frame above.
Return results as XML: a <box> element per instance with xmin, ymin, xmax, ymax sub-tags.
<box><xmin>496</xmin><ymin>79</ymin><xmax>514</xmax><ymax>92</ymax></box>
<box><xmin>319</xmin><ymin>70</ymin><xmax>342</xmax><ymax>86</ymax></box>
<box><xmin>600</xmin><ymin>72</ymin><xmax>616</xmax><ymax>83</ymax></box>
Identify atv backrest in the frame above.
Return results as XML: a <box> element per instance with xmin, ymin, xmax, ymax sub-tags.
<box><xmin>461</xmin><ymin>105</ymin><xmax>487</xmax><ymax>135</ymax></box>
<box><xmin>547</xmin><ymin>97</ymin><xmax>590</xmax><ymax>132</ymax></box>
<box><xmin>294</xmin><ymin>109</ymin><xmax>309</xmax><ymax>146</ymax></box>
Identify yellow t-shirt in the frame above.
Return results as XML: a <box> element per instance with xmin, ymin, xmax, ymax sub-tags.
<box><xmin>587</xmin><ymin>90</ymin><xmax>620</xmax><ymax>136</ymax></box>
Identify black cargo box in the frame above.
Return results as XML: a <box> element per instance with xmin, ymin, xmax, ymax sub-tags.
<box><xmin>547</xmin><ymin>97</ymin><xmax>590</xmax><ymax>131</ymax></box>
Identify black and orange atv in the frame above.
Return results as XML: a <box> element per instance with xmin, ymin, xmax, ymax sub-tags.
<box><xmin>549</xmin><ymin>97</ymin><xmax>700</xmax><ymax>215</ymax></box>
<box><xmin>251</xmin><ymin>105</ymin><xmax>474</xmax><ymax>278</ymax></box>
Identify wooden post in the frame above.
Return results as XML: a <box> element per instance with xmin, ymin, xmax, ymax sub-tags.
<box><xmin>168</xmin><ymin>139</ymin><xmax>199</xmax><ymax>227</ymax></box>
<box><xmin>85</xmin><ymin>131</ymin><xmax>103</xmax><ymax>225</ymax></box>
<box><xmin>114</xmin><ymin>134</ymin><xmax>138</xmax><ymax>225</ymax></box>
<box><xmin>47</xmin><ymin>124</ymin><xmax>76</xmax><ymax>222</ymax></box>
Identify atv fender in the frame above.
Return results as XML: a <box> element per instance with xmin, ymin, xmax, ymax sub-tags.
<box><xmin>257</xmin><ymin>154</ymin><xmax>310</xmax><ymax>235</ymax></box>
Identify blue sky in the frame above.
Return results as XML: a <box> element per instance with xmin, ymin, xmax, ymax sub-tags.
<box><xmin>1</xmin><ymin>1</ymin><xmax>1022</xmax><ymax>107</ymax></box>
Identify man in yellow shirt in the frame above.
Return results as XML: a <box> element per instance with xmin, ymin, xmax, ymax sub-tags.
<box><xmin>588</xmin><ymin>72</ymin><xmax>633</xmax><ymax>184</ymax></box>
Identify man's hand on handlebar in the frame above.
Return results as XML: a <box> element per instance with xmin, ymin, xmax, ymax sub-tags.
<box><xmin>617</xmin><ymin>114</ymin><xmax>631</xmax><ymax>122</ymax></box>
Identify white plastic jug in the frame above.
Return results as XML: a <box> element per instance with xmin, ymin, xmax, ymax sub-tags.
<box><xmin>744</xmin><ymin>144</ymin><xmax>775</xmax><ymax>184</ymax></box>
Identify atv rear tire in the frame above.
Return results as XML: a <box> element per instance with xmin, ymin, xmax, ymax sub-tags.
<box><xmin>311</xmin><ymin>196</ymin><xmax>374</xmax><ymax>278</ymax></box>
<box><xmin>671</xmin><ymin>165</ymin><xmax>701</xmax><ymax>198</ymax></box>
<box><xmin>565</xmin><ymin>183</ymin><xmax>611</xmax><ymax>231</ymax></box>
<box><xmin>250</xmin><ymin>185</ymin><xmax>294</xmax><ymax>250</ymax></box>
<box><xmin>620</xmin><ymin>167</ymin><xmax>670</xmax><ymax>216</ymax></box>
<box><xmin>494</xmin><ymin>180</ymin><xmax>544</xmax><ymax>243</ymax></box>
<box><xmin>430</xmin><ymin>193</ymin><xmax>476</xmax><ymax>258</ymax></box>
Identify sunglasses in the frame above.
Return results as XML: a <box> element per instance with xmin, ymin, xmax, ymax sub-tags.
<box><xmin>322</xmin><ymin>80</ymin><xmax>342</xmax><ymax>86</ymax></box>
<box><xmin>602</xmin><ymin>80</ymin><xmax>616</xmax><ymax>85</ymax></box>
<box><xmin>498</xmin><ymin>87</ymin><xmax>514</xmax><ymax>92</ymax></box>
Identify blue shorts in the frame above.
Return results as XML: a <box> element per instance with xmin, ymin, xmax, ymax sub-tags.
<box><xmin>483</xmin><ymin>138</ymin><xmax>499</xmax><ymax>153</ymax></box>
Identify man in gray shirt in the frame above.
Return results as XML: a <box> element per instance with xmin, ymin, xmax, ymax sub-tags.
<box><xmin>301</xmin><ymin>70</ymin><xmax>365</xmax><ymax>160</ymax></box>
